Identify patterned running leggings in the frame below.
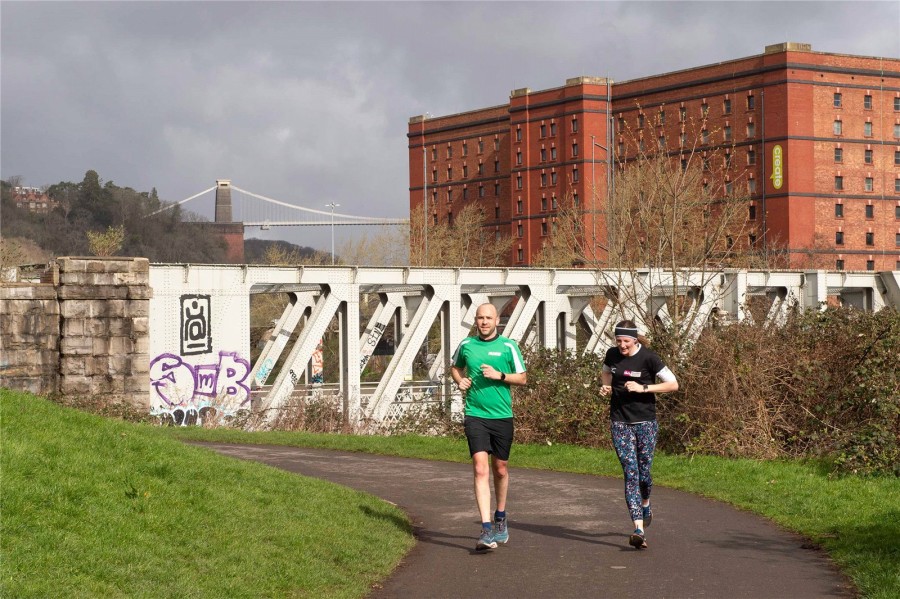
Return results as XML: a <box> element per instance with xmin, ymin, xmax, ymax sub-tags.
<box><xmin>610</xmin><ymin>420</ymin><xmax>659</xmax><ymax>522</ymax></box>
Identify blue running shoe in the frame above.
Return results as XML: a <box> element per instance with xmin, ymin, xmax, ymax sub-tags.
<box><xmin>476</xmin><ymin>528</ymin><xmax>497</xmax><ymax>551</ymax></box>
<box><xmin>493</xmin><ymin>517</ymin><xmax>509</xmax><ymax>544</ymax></box>
<box><xmin>642</xmin><ymin>504</ymin><xmax>652</xmax><ymax>527</ymax></box>
<box><xmin>629</xmin><ymin>528</ymin><xmax>648</xmax><ymax>549</ymax></box>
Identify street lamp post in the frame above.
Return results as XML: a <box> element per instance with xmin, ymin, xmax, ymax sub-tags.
<box><xmin>326</xmin><ymin>202</ymin><xmax>340</xmax><ymax>265</ymax></box>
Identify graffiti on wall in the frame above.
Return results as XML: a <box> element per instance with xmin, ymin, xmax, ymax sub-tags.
<box><xmin>150</xmin><ymin>350</ymin><xmax>251</xmax><ymax>424</ymax></box>
<box><xmin>181</xmin><ymin>294</ymin><xmax>212</xmax><ymax>355</ymax></box>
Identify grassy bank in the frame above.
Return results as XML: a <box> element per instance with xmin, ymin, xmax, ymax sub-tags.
<box><xmin>0</xmin><ymin>391</ymin><xmax>414</xmax><ymax>598</ymax></box>
<box><xmin>165</xmin><ymin>426</ymin><xmax>900</xmax><ymax>599</ymax></box>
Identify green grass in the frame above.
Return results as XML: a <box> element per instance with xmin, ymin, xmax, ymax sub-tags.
<box><xmin>164</xmin><ymin>426</ymin><xmax>900</xmax><ymax>599</ymax></box>
<box><xmin>0</xmin><ymin>391</ymin><xmax>414</xmax><ymax>598</ymax></box>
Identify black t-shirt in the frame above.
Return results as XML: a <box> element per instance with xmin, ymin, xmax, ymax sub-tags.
<box><xmin>603</xmin><ymin>345</ymin><xmax>668</xmax><ymax>423</ymax></box>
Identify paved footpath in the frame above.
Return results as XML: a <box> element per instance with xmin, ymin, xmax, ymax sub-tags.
<box><xmin>196</xmin><ymin>443</ymin><xmax>854</xmax><ymax>599</ymax></box>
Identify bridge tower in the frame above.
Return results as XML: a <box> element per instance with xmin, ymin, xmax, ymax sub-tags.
<box><xmin>215</xmin><ymin>179</ymin><xmax>233</xmax><ymax>222</ymax></box>
<box><xmin>208</xmin><ymin>179</ymin><xmax>244</xmax><ymax>264</ymax></box>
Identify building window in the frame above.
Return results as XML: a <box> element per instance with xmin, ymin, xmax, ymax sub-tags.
<box><xmin>835</xmin><ymin>203</ymin><xmax>844</xmax><ymax>217</ymax></box>
<box><xmin>864</xmin><ymin>122</ymin><xmax>873</xmax><ymax>137</ymax></box>
<box><xmin>463</xmin><ymin>165</ymin><xmax>468</xmax><ymax>178</ymax></box>
<box><xmin>550</xmin><ymin>122</ymin><xmax>557</xmax><ymax>136</ymax></box>
<box><xmin>572</xmin><ymin>168</ymin><xmax>579</xmax><ymax>182</ymax></box>
<box><xmin>551</xmin><ymin>172</ymin><xmax>558</xmax><ymax>185</ymax></box>
<box><xmin>659</xmin><ymin>136</ymin><xmax>666</xmax><ymax>150</ymax></box>
<box><xmin>516</xmin><ymin>175</ymin><xmax>522</xmax><ymax>189</ymax></box>
<box><xmin>572</xmin><ymin>118</ymin><xmax>578</xmax><ymax>132</ymax></box>
<box><xmin>724</xmin><ymin>99</ymin><xmax>731</xmax><ymax>114</ymax></box>
<box><xmin>680</xmin><ymin>133</ymin><xmax>687</xmax><ymax>147</ymax></box>
<box><xmin>835</xmin><ymin>231</ymin><xmax>844</xmax><ymax>245</ymax></box>
<box><xmin>679</xmin><ymin>107</ymin><xmax>686</xmax><ymax>122</ymax></box>
<box><xmin>570</xmin><ymin>193</ymin><xmax>576</xmax><ymax>208</ymax></box>
<box><xmin>834</xmin><ymin>120</ymin><xmax>843</xmax><ymax>135</ymax></box>
<box><xmin>541</xmin><ymin>221</ymin><xmax>548</xmax><ymax>236</ymax></box>
<box><xmin>541</xmin><ymin>197</ymin><xmax>547</xmax><ymax>211</ymax></box>
<box><xmin>836</xmin><ymin>259</ymin><xmax>845</xmax><ymax>270</ymax></box>
<box><xmin>478</xmin><ymin>163</ymin><xmax>484</xmax><ymax>175</ymax></box>
<box><xmin>431</xmin><ymin>148</ymin><xmax>437</xmax><ymax>161</ymax></box>
<box><xmin>866</xmin><ymin>232</ymin><xmax>874</xmax><ymax>245</ymax></box>
<box><xmin>494</xmin><ymin>139</ymin><xmax>500</xmax><ymax>151</ymax></box>
<box><xmin>494</xmin><ymin>206</ymin><xmax>500</xmax><ymax>218</ymax></box>
<box><xmin>835</xmin><ymin>176</ymin><xmax>844</xmax><ymax>190</ymax></box>
<box><xmin>618</xmin><ymin>117</ymin><xmax>626</xmax><ymax>130</ymax></box>
<box><xmin>749</xmin><ymin>234</ymin><xmax>757</xmax><ymax>246</ymax></box>
<box><xmin>725</xmin><ymin>181</ymin><xmax>733</xmax><ymax>195</ymax></box>
<box><xmin>479</xmin><ymin>185</ymin><xmax>485</xmax><ymax>198</ymax></box>
<box><xmin>572</xmin><ymin>143</ymin><xmax>578</xmax><ymax>157</ymax></box>
<box><xmin>462</xmin><ymin>187</ymin><xmax>468</xmax><ymax>200</ymax></box>
<box><xmin>896</xmin><ymin>233</ymin><xmax>900</xmax><ymax>246</ymax></box>
<box><xmin>517</xmin><ymin>199</ymin><xmax>523</xmax><ymax>214</ymax></box>
<box><xmin>747</xmin><ymin>95</ymin><xmax>755</xmax><ymax>110</ymax></box>
<box><xmin>462</xmin><ymin>143</ymin><xmax>468</xmax><ymax>157</ymax></box>
<box><xmin>702</xmin><ymin>129</ymin><xmax>709</xmax><ymax>145</ymax></box>
<box><xmin>495</xmin><ymin>183</ymin><xmax>501</xmax><ymax>195</ymax></box>
<box><xmin>551</xmin><ymin>147</ymin><xmax>557</xmax><ymax>160</ymax></box>
<box><xmin>895</xmin><ymin>97</ymin><xmax>900</xmax><ymax>111</ymax></box>
<box><xmin>658</xmin><ymin>110</ymin><xmax>666</xmax><ymax>125</ymax></box>
<box><xmin>540</xmin><ymin>148</ymin><xmax>547</xmax><ymax>161</ymax></box>
<box><xmin>896</xmin><ymin>179</ymin><xmax>900</xmax><ymax>193</ymax></box>
<box><xmin>432</xmin><ymin>170</ymin><xmax>438</xmax><ymax>183</ymax></box>
<box><xmin>864</xmin><ymin>95</ymin><xmax>873</xmax><ymax>109</ymax></box>
<box><xmin>747</xmin><ymin>123</ymin><xmax>756</xmax><ymax>137</ymax></box>
<box><xmin>833</xmin><ymin>92</ymin><xmax>842</xmax><ymax>108</ymax></box>
<box><xmin>447</xmin><ymin>167</ymin><xmax>452</xmax><ymax>180</ymax></box>
<box><xmin>725</xmin><ymin>153</ymin><xmax>732</xmax><ymax>168</ymax></box>
<box><xmin>865</xmin><ymin>149</ymin><xmax>873</xmax><ymax>164</ymax></box>
<box><xmin>517</xmin><ymin>223</ymin><xmax>524</xmax><ymax>237</ymax></box>
<box><xmin>540</xmin><ymin>124</ymin><xmax>546</xmax><ymax>137</ymax></box>
<box><xmin>749</xmin><ymin>205</ymin><xmax>756</xmax><ymax>220</ymax></box>
<box><xmin>516</xmin><ymin>128</ymin><xmax>522</xmax><ymax>142</ymax></box>
<box><xmin>495</xmin><ymin>159</ymin><xmax>500</xmax><ymax>173</ymax></box>
<box><xmin>541</xmin><ymin>173</ymin><xmax>547</xmax><ymax>186</ymax></box>
<box><xmin>478</xmin><ymin>140</ymin><xmax>484</xmax><ymax>153</ymax></box>
<box><xmin>895</xmin><ymin>150</ymin><xmax>900</xmax><ymax>165</ymax></box>
<box><xmin>447</xmin><ymin>189</ymin><xmax>452</xmax><ymax>202</ymax></box>
<box><xmin>447</xmin><ymin>146</ymin><xmax>453</xmax><ymax>159</ymax></box>
<box><xmin>433</xmin><ymin>214</ymin><xmax>438</xmax><ymax>225</ymax></box>
<box><xmin>701</xmin><ymin>104</ymin><xmax>709</xmax><ymax>118</ymax></box>
<box><xmin>681</xmin><ymin>158</ymin><xmax>688</xmax><ymax>172</ymax></box>
<box><xmin>865</xmin><ymin>177</ymin><xmax>874</xmax><ymax>192</ymax></box>
<box><xmin>748</xmin><ymin>178</ymin><xmax>757</xmax><ymax>193</ymax></box>
<box><xmin>516</xmin><ymin>151</ymin><xmax>522</xmax><ymax>165</ymax></box>
<box><xmin>834</xmin><ymin>148</ymin><xmax>843</xmax><ymax>162</ymax></box>
<box><xmin>897</xmin><ymin>205</ymin><xmax>900</xmax><ymax>218</ymax></box>
<box><xmin>724</xmin><ymin>126</ymin><xmax>732</xmax><ymax>141</ymax></box>
<box><xmin>894</xmin><ymin>124</ymin><xmax>900</xmax><ymax>138</ymax></box>
<box><xmin>448</xmin><ymin>212</ymin><xmax>453</xmax><ymax>226</ymax></box>
<box><xmin>638</xmin><ymin>114</ymin><xmax>645</xmax><ymax>128</ymax></box>
<box><xmin>618</xmin><ymin>142</ymin><xmax>625</xmax><ymax>156</ymax></box>
<box><xmin>554</xmin><ymin>195</ymin><xmax>560</xmax><ymax>209</ymax></box>
<box><xmin>866</xmin><ymin>204</ymin><xmax>874</xmax><ymax>218</ymax></box>
<box><xmin>867</xmin><ymin>260</ymin><xmax>875</xmax><ymax>271</ymax></box>
<box><xmin>517</xmin><ymin>248</ymin><xmax>524</xmax><ymax>262</ymax></box>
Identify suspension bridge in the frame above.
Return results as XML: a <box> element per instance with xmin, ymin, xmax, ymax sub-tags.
<box><xmin>151</xmin><ymin>179</ymin><xmax>409</xmax><ymax>229</ymax></box>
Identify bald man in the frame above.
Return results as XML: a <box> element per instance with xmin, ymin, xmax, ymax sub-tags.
<box><xmin>450</xmin><ymin>303</ymin><xmax>527</xmax><ymax>551</ymax></box>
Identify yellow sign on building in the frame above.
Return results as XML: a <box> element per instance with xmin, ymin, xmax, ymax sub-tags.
<box><xmin>771</xmin><ymin>145</ymin><xmax>784</xmax><ymax>190</ymax></box>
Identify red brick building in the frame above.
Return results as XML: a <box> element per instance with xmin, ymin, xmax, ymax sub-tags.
<box><xmin>12</xmin><ymin>186</ymin><xmax>58</xmax><ymax>214</ymax></box>
<box><xmin>408</xmin><ymin>43</ymin><xmax>900</xmax><ymax>270</ymax></box>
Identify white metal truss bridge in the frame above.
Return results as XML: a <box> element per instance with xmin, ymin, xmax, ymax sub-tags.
<box><xmin>148</xmin><ymin>264</ymin><xmax>900</xmax><ymax>428</ymax></box>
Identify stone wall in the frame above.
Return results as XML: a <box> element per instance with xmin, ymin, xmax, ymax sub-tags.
<box><xmin>0</xmin><ymin>257</ymin><xmax>152</xmax><ymax>407</ymax></box>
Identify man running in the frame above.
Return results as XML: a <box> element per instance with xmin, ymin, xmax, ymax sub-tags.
<box><xmin>451</xmin><ymin>303</ymin><xmax>527</xmax><ymax>551</ymax></box>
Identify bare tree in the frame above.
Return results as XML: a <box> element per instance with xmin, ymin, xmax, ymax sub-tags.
<box><xmin>409</xmin><ymin>202</ymin><xmax>513</xmax><ymax>267</ymax></box>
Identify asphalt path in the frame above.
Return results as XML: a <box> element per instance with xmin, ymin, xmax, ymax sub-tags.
<box><xmin>195</xmin><ymin>443</ymin><xmax>855</xmax><ymax>599</ymax></box>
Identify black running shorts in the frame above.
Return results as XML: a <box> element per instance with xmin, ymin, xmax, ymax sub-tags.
<box><xmin>464</xmin><ymin>416</ymin><xmax>514</xmax><ymax>460</ymax></box>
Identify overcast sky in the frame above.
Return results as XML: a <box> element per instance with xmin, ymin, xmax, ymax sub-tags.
<box><xmin>2</xmin><ymin>1</ymin><xmax>898</xmax><ymax>252</ymax></box>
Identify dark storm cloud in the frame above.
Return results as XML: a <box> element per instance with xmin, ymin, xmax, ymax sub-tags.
<box><xmin>2</xmin><ymin>1</ymin><xmax>898</xmax><ymax>250</ymax></box>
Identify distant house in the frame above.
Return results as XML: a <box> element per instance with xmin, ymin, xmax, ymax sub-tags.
<box><xmin>13</xmin><ymin>186</ymin><xmax>58</xmax><ymax>214</ymax></box>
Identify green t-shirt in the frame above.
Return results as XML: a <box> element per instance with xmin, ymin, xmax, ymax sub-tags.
<box><xmin>452</xmin><ymin>334</ymin><xmax>526</xmax><ymax>419</ymax></box>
